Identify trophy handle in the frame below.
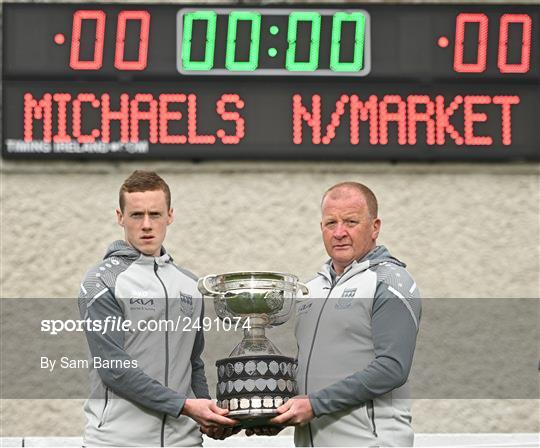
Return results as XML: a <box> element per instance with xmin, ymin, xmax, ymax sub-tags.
<box><xmin>297</xmin><ymin>282</ymin><xmax>309</xmax><ymax>296</ymax></box>
<box><xmin>198</xmin><ymin>275</ymin><xmax>220</xmax><ymax>297</ymax></box>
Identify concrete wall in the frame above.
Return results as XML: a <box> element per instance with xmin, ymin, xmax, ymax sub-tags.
<box><xmin>1</xmin><ymin>162</ymin><xmax>539</xmax><ymax>299</ymax></box>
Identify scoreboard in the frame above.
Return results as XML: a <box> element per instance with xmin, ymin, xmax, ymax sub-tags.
<box><xmin>2</xmin><ymin>3</ymin><xmax>539</xmax><ymax>160</ymax></box>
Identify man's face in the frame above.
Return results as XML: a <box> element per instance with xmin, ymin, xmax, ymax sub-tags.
<box><xmin>116</xmin><ymin>190</ymin><xmax>173</xmax><ymax>257</ymax></box>
<box><xmin>321</xmin><ymin>187</ymin><xmax>381</xmax><ymax>275</ymax></box>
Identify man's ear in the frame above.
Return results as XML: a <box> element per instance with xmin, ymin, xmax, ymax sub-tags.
<box><xmin>116</xmin><ymin>208</ymin><xmax>124</xmax><ymax>227</ymax></box>
<box><xmin>167</xmin><ymin>208</ymin><xmax>174</xmax><ymax>225</ymax></box>
<box><xmin>372</xmin><ymin>218</ymin><xmax>381</xmax><ymax>240</ymax></box>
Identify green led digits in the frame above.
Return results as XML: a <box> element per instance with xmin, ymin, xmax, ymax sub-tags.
<box><xmin>286</xmin><ymin>12</ymin><xmax>321</xmax><ymax>71</ymax></box>
<box><xmin>182</xmin><ymin>11</ymin><xmax>217</xmax><ymax>70</ymax></box>
<box><xmin>330</xmin><ymin>12</ymin><xmax>366</xmax><ymax>72</ymax></box>
<box><xmin>225</xmin><ymin>11</ymin><xmax>261</xmax><ymax>71</ymax></box>
<box><xmin>178</xmin><ymin>8</ymin><xmax>370</xmax><ymax>75</ymax></box>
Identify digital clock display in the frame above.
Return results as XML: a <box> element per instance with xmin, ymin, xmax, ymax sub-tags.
<box><xmin>177</xmin><ymin>9</ymin><xmax>370</xmax><ymax>75</ymax></box>
<box><xmin>2</xmin><ymin>3</ymin><xmax>539</xmax><ymax>161</ymax></box>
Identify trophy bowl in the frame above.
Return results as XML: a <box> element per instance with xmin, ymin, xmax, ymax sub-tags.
<box><xmin>198</xmin><ymin>271</ymin><xmax>308</xmax><ymax>428</ymax></box>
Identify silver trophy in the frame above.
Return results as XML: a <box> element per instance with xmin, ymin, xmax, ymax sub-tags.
<box><xmin>198</xmin><ymin>271</ymin><xmax>308</xmax><ymax>428</ymax></box>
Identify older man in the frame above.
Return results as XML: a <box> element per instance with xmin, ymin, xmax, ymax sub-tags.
<box><xmin>271</xmin><ymin>181</ymin><xmax>421</xmax><ymax>447</ymax></box>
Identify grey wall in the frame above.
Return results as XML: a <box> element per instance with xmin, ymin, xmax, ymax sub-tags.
<box><xmin>1</xmin><ymin>162</ymin><xmax>539</xmax><ymax>299</ymax></box>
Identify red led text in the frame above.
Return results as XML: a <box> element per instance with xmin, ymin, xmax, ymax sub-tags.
<box><xmin>70</xmin><ymin>10</ymin><xmax>151</xmax><ymax>70</ymax></box>
<box><xmin>23</xmin><ymin>92</ymin><xmax>245</xmax><ymax>144</ymax></box>
<box><xmin>293</xmin><ymin>94</ymin><xmax>520</xmax><ymax>146</ymax></box>
<box><xmin>454</xmin><ymin>13</ymin><xmax>532</xmax><ymax>74</ymax></box>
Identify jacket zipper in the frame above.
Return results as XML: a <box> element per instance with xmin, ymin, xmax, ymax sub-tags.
<box><xmin>367</xmin><ymin>400</ymin><xmax>378</xmax><ymax>437</ymax></box>
<box><xmin>154</xmin><ymin>262</ymin><xmax>169</xmax><ymax>447</ymax></box>
<box><xmin>98</xmin><ymin>387</ymin><xmax>109</xmax><ymax>428</ymax></box>
<box><xmin>304</xmin><ymin>280</ymin><xmax>336</xmax><ymax>447</ymax></box>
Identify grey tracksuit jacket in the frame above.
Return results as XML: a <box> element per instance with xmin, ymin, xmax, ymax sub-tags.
<box><xmin>295</xmin><ymin>246</ymin><xmax>421</xmax><ymax>447</ymax></box>
<box><xmin>78</xmin><ymin>240</ymin><xmax>210</xmax><ymax>447</ymax></box>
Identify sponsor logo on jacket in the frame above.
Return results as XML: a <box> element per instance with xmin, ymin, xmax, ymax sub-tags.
<box><xmin>298</xmin><ymin>302</ymin><xmax>313</xmax><ymax>314</ymax></box>
<box><xmin>129</xmin><ymin>297</ymin><xmax>156</xmax><ymax>311</ymax></box>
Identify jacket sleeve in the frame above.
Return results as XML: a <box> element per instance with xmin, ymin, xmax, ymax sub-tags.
<box><xmin>78</xmin><ymin>275</ymin><xmax>187</xmax><ymax>418</ymax></box>
<box><xmin>308</xmin><ymin>270</ymin><xmax>421</xmax><ymax>417</ymax></box>
<box><xmin>190</xmin><ymin>299</ymin><xmax>211</xmax><ymax>399</ymax></box>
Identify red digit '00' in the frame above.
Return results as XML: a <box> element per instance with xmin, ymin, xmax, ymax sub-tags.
<box><xmin>70</xmin><ymin>10</ymin><xmax>106</xmax><ymax>70</ymax></box>
<box><xmin>453</xmin><ymin>13</ymin><xmax>489</xmax><ymax>73</ymax></box>
<box><xmin>70</xmin><ymin>10</ymin><xmax>150</xmax><ymax>71</ymax></box>
<box><xmin>498</xmin><ymin>14</ymin><xmax>532</xmax><ymax>73</ymax></box>
<box><xmin>115</xmin><ymin>11</ymin><xmax>151</xmax><ymax>70</ymax></box>
<box><xmin>453</xmin><ymin>12</ymin><xmax>533</xmax><ymax>74</ymax></box>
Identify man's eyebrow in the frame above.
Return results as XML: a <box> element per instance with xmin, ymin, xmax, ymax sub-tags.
<box><xmin>127</xmin><ymin>210</ymin><xmax>163</xmax><ymax>217</ymax></box>
<box><xmin>324</xmin><ymin>212</ymin><xmax>361</xmax><ymax>219</ymax></box>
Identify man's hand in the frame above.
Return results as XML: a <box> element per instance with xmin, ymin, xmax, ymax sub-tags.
<box><xmin>181</xmin><ymin>398</ymin><xmax>238</xmax><ymax>428</ymax></box>
<box><xmin>245</xmin><ymin>426</ymin><xmax>283</xmax><ymax>436</ymax></box>
<box><xmin>200</xmin><ymin>425</ymin><xmax>241</xmax><ymax>440</ymax></box>
<box><xmin>269</xmin><ymin>395</ymin><xmax>314</xmax><ymax>426</ymax></box>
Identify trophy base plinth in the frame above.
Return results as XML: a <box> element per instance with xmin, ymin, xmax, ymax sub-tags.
<box><xmin>218</xmin><ymin>396</ymin><xmax>291</xmax><ymax>429</ymax></box>
<box><xmin>216</xmin><ymin>354</ymin><xmax>297</xmax><ymax>428</ymax></box>
<box><xmin>229</xmin><ymin>409</ymin><xmax>283</xmax><ymax>429</ymax></box>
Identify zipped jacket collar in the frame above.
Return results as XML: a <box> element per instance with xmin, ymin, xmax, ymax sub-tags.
<box><xmin>318</xmin><ymin>245</ymin><xmax>406</xmax><ymax>285</ymax></box>
<box><xmin>104</xmin><ymin>240</ymin><xmax>172</xmax><ymax>266</ymax></box>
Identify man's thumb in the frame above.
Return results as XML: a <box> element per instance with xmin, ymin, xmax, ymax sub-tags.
<box><xmin>211</xmin><ymin>402</ymin><xmax>229</xmax><ymax>415</ymax></box>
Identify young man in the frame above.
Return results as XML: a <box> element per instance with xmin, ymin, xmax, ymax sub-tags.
<box><xmin>78</xmin><ymin>170</ymin><xmax>237</xmax><ymax>447</ymax></box>
<box><xmin>271</xmin><ymin>182</ymin><xmax>422</xmax><ymax>447</ymax></box>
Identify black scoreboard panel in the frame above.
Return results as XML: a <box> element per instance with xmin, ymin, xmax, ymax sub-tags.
<box><xmin>3</xmin><ymin>3</ymin><xmax>539</xmax><ymax>160</ymax></box>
